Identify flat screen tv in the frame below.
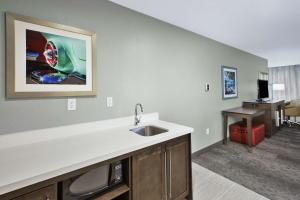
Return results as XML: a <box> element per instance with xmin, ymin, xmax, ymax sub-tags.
<box><xmin>258</xmin><ymin>79</ymin><xmax>269</xmax><ymax>100</ymax></box>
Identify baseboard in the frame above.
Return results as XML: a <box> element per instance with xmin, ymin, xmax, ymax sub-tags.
<box><xmin>192</xmin><ymin>140</ymin><xmax>223</xmax><ymax>159</ymax></box>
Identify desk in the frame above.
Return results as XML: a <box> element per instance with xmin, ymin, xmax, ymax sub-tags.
<box><xmin>243</xmin><ymin>100</ymin><xmax>285</xmax><ymax>137</ymax></box>
<box><xmin>222</xmin><ymin>107</ymin><xmax>265</xmax><ymax>151</ymax></box>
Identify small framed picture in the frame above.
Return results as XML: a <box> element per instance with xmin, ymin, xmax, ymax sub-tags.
<box><xmin>222</xmin><ymin>66</ymin><xmax>238</xmax><ymax>99</ymax></box>
<box><xmin>6</xmin><ymin>12</ymin><xmax>96</xmax><ymax>98</ymax></box>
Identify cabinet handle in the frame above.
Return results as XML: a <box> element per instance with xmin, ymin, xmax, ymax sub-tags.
<box><xmin>165</xmin><ymin>151</ymin><xmax>167</xmax><ymax>200</ymax></box>
<box><xmin>45</xmin><ymin>195</ymin><xmax>50</xmax><ymax>200</ymax></box>
<box><xmin>169</xmin><ymin>151</ymin><xmax>172</xmax><ymax>198</ymax></box>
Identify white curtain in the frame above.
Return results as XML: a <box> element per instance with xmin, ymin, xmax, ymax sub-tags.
<box><xmin>269</xmin><ymin>65</ymin><xmax>300</xmax><ymax>101</ymax></box>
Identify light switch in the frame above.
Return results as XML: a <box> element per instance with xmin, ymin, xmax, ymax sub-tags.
<box><xmin>107</xmin><ymin>97</ymin><xmax>113</xmax><ymax>107</ymax></box>
<box><xmin>67</xmin><ymin>98</ymin><xmax>77</xmax><ymax>111</ymax></box>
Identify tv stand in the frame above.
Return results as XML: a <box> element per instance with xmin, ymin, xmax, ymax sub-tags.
<box><xmin>243</xmin><ymin>100</ymin><xmax>285</xmax><ymax>137</ymax></box>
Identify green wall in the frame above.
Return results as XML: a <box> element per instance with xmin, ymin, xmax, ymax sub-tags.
<box><xmin>0</xmin><ymin>0</ymin><xmax>267</xmax><ymax>152</ymax></box>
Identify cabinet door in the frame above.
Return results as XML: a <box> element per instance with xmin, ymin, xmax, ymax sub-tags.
<box><xmin>13</xmin><ymin>185</ymin><xmax>56</xmax><ymax>200</ymax></box>
<box><xmin>166</xmin><ymin>138</ymin><xmax>189</xmax><ymax>200</ymax></box>
<box><xmin>132</xmin><ymin>146</ymin><xmax>166</xmax><ymax>200</ymax></box>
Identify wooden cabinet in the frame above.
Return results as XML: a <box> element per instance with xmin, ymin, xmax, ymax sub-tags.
<box><xmin>132</xmin><ymin>136</ymin><xmax>191</xmax><ymax>200</ymax></box>
<box><xmin>13</xmin><ymin>185</ymin><xmax>56</xmax><ymax>200</ymax></box>
<box><xmin>2</xmin><ymin>135</ymin><xmax>191</xmax><ymax>200</ymax></box>
<box><xmin>166</xmin><ymin>138</ymin><xmax>189</xmax><ymax>200</ymax></box>
<box><xmin>132</xmin><ymin>146</ymin><xmax>166</xmax><ymax>200</ymax></box>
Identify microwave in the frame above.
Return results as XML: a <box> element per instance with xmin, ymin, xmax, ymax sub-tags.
<box><xmin>60</xmin><ymin>161</ymin><xmax>123</xmax><ymax>200</ymax></box>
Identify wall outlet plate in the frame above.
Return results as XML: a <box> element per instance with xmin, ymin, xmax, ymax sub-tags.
<box><xmin>206</xmin><ymin>128</ymin><xmax>210</xmax><ymax>135</ymax></box>
<box><xmin>68</xmin><ymin>98</ymin><xmax>77</xmax><ymax>111</ymax></box>
<box><xmin>107</xmin><ymin>97</ymin><xmax>113</xmax><ymax>107</ymax></box>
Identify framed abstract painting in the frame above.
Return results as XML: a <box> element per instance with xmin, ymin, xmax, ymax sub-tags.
<box><xmin>5</xmin><ymin>12</ymin><xmax>96</xmax><ymax>98</ymax></box>
<box><xmin>222</xmin><ymin>66</ymin><xmax>238</xmax><ymax>99</ymax></box>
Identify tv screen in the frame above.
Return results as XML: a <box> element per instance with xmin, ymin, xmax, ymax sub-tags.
<box><xmin>258</xmin><ymin>80</ymin><xmax>269</xmax><ymax>99</ymax></box>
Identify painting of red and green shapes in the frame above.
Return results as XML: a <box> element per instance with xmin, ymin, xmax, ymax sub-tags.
<box><xmin>26</xmin><ymin>29</ymin><xmax>86</xmax><ymax>85</ymax></box>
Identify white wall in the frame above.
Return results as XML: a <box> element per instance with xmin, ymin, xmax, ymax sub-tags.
<box><xmin>0</xmin><ymin>0</ymin><xmax>268</xmax><ymax>152</ymax></box>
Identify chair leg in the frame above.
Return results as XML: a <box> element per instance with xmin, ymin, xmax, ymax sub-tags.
<box><xmin>282</xmin><ymin>115</ymin><xmax>300</xmax><ymax>127</ymax></box>
<box><xmin>285</xmin><ymin>119</ymin><xmax>300</xmax><ymax>127</ymax></box>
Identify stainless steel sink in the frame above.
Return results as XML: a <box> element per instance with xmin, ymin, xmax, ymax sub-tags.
<box><xmin>130</xmin><ymin>125</ymin><xmax>168</xmax><ymax>136</ymax></box>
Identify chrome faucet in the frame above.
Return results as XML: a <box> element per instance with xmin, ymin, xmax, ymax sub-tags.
<box><xmin>134</xmin><ymin>103</ymin><xmax>144</xmax><ymax>126</ymax></box>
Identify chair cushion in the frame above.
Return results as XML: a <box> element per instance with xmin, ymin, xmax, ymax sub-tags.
<box><xmin>285</xmin><ymin>107</ymin><xmax>300</xmax><ymax>116</ymax></box>
<box><xmin>290</xmin><ymin>99</ymin><xmax>300</xmax><ymax>107</ymax></box>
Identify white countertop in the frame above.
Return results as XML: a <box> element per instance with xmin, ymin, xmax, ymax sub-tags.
<box><xmin>0</xmin><ymin>113</ymin><xmax>193</xmax><ymax>195</ymax></box>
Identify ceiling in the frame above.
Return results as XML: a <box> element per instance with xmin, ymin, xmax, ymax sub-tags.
<box><xmin>110</xmin><ymin>0</ymin><xmax>300</xmax><ymax>67</ymax></box>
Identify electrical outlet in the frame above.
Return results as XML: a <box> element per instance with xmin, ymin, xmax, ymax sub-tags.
<box><xmin>67</xmin><ymin>98</ymin><xmax>77</xmax><ymax>111</ymax></box>
<box><xmin>107</xmin><ymin>97</ymin><xmax>113</xmax><ymax>107</ymax></box>
<box><xmin>205</xmin><ymin>83</ymin><xmax>210</xmax><ymax>92</ymax></box>
<box><xmin>206</xmin><ymin>128</ymin><xmax>210</xmax><ymax>135</ymax></box>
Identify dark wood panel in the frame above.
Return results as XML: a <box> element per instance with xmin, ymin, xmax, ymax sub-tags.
<box><xmin>243</xmin><ymin>101</ymin><xmax>284</xmax><ymax>137</ymax></box>
<box><xmin>166</xmin><ymin>138</ymin><xmax>189</xmax><ymax>200</ymax></box>
<box><xmin>12</xmin><ymin>185</ymin><xmax>56</xmax><ymax>200</ymax></box>
<box><xmin>132</xmin><ymin>146</ymin><xmax>166</xmax><ymax>200</ymax></box>
<box><xmin>93</xmin><ymin>184</ymin><xmax>129</xmax><ymax>200</ymax></box>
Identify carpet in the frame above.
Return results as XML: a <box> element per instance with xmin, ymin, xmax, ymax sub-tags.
<box><xmin>192</xmin><ymin>127</ymin><xmax>300</xmax><ymax>200</ymax></box>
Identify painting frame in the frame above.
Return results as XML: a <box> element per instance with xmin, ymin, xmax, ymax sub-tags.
<box><xmin>221</xmin><ymin>66</ymin><xmax>238</xmax><ymax>99</ymax></box>
<box><xmin>6</xmin><ymin>12</ymin><xmax>97</xmax><ymax>98</ymax></box>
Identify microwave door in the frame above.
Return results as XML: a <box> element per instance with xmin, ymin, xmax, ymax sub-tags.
<box><xmin>68</xmin><ymin>165</ymin><xmax>109</xmax><ymax>197</ymax></box>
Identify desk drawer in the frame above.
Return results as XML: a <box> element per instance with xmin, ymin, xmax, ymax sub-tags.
<box><xmin>13</xmin><ymin>185</ymin><xmax>56</xmax><ymax>200</ymax></box>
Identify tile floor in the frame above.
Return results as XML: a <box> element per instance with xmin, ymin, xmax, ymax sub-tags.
<box><xmin>192</xmin><ymin>163</ymin><xmax>269</xmax><ymax>200</ymax></box>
